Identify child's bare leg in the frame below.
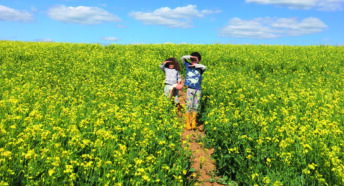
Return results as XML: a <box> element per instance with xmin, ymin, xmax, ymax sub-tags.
<box><xmin>164</xmin><ymin>85</ymin><xmax>171</xmax><ymax>98</ymax></box>
<box><xmin>185</xmin><ymin>88</ymin><xmax>195</xmax><ymax>130</ymax></box>
<box><xmin>191</xmin><ymin>90</ymin><xmax>201</xmax><ymax>129</ymax></box>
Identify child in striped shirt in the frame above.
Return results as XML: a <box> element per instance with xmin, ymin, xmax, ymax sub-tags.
<box><xmin>160</xmin><ymin>57</ymin><xmax>182</xmax><ymax>104</ymax></box>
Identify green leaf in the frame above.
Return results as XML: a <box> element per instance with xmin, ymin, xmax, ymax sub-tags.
<box><xmin>189</xmin><ymin>168</ymin><xmax>197</xmax><ymax>172</ymax></box>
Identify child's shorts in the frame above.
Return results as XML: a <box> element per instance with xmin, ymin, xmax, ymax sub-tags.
<box><xmin>164</xmin><ymin>84</ymin><xmax>179</xmax><ymax>103</ymax></box>
<box><xmin>186</xmin><ymin>88</ymin><xmax>201</xmax><ymax>112</ymax></box>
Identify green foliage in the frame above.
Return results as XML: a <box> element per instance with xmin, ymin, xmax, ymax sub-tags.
<box><xmin>0</xmin><ymin>41</ymin><xmax>191</xmax><ymax>185</ymax></box>
<box><xmin>1</xmin><ymin>41</ymin><xmax>343</xmax><ymax>185</ymax></box>
<box><xmin>201</xmin><ymin>45</ymin><xmax>344</xmax><ymax>185</ymax></box>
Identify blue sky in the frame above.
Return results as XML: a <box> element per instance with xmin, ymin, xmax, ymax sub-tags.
<box><xmin>0</xmin><ymin>0</ymin><xmax>343</xmax><ymax>45</ymax></box>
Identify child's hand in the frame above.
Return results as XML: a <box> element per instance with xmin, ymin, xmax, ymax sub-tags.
<box><xmin>163</xmin><ymin>60</ymin><xmax>173</xmax><ymax>64</ymax></box>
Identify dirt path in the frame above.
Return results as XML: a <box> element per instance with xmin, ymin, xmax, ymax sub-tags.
<box><xmin>177</xmin><ymin>85</ymin><xmax>223</xmax><ymax>186</ymax></box>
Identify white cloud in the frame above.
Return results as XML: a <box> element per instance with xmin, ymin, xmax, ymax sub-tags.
<box><xmin>36</xmin><ymin>38</ymin><xmax>54</xmax><ymax>42</ymax></box>
<box><xmin>129</xmin><ymin>4</ymin><xmax>221</xmax><ymax>28</ymax></box>
<box><xmin>245</xmin><ymin>0</ymin><xmax>344</xmax><ymax>11</ymax></box>
<box><xmin>48</xmin><ymin>5</ymin><xmax>120</xmax><ymax>24</ymax></box>
<box><xmin>0</xmin><ymin>5</ymin><xmax>34</xmax><ymax>22</ymax></box>
<box><xmin>317</xmin><ymin>0</ymin><xmax>344</xmax><ymax>11</ymax></box>
<box><xmin>219</xmin><ymin>17</ymin><xmax>327</xmax><ymax>39</ymax></box>
<box><xmin>102</xmin><ymin>37</ymin><xmax>120</xmax><ymax>41</ymax></box>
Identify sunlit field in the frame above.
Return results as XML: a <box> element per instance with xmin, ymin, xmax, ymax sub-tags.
<box><xmin>1</xmin><ymin>41</ymin><xmax>343</xmax><ymax>185</ymax></box>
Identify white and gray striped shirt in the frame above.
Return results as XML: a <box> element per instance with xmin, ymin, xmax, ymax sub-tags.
<box><xmin>160</xmin><ymin>63</ymin><xmax>181</xmax><ymax>85</ymax></box>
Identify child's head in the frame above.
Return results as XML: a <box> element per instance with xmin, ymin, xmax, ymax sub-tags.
<box><xmin>190</xmin><ymin>52</ymin><xmax>202</xmax><ymax>64</ymax></box>
<box><xmin>165</xmin><ymin>57</ymin><xmax>181</xmax><ymax>71</ymax></box>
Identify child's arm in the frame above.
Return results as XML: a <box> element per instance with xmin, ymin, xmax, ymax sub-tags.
<box><xmin>160</xmin><ymin>60</ymin><xmax>172</xmax><ymax>72</ymax></box>
<box><xmin>177</xmin><ymin>71</ymin><xmax>182</xmax><ymax>84</ymax></box>
<box><xmin>181</xmin><ymin>55</ymin><xmax>191</xmax><ymax>66</ymax></box>
<box><xmin>194</xmin><ymin>64</ymin><xmax>206</xmax><ymax>72</ymax></box>
<box><xmin>188</xmin><ymin>63</ymin><xmax>206</xmax><ymax>71</ymax></box>
<box><xmin>160</xmin><ymin>62</ymin><xmax>165</xmax><ymax>71</ymax></box>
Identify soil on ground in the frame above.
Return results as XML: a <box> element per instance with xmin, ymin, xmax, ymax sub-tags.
<box><xmin>177</xmin><ymin>83</ymin><xmax>226</xmax><ymax>186</ymax></box>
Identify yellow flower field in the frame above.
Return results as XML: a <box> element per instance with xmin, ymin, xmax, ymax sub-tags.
<box><xmin>202</xmin><ymin>45</ymin><xmax>344</xmax><ymax>185</ymax></box>
<box><xmin>0</xmin><ymin>41</ymin><xmax>343</xmax><ymax>185</ymax></box>
<box><xmin>0</xmin><ymin>41</ymin><xmax>191</xmax><ymax>185</ymax></box>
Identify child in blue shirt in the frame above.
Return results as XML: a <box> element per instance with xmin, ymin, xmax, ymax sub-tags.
<box><xmin>181</xmin><ymin>52</ymin><xmax>206</xmax><ymax>130</ymax></box>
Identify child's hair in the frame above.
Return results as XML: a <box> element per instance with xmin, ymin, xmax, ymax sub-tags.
<box><xmin>190</xmin><ymin>52</ymin><xmax>202</xmax><ymax>61</ymax></box>
<box><xmin>165</xmin><ymin>57</ymin><xmax>181</xmax><ymax>71</ymax></box>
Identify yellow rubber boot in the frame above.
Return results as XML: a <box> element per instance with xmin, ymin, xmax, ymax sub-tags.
<box><xmin>191</xmin><ymin>112</ymin><xmax>197</xmax><ymax>129</ymax></box>
<box><xmin>185</xmin><ymin>112</ymin><xmax>191</xmax><ymax>130</ymax></box>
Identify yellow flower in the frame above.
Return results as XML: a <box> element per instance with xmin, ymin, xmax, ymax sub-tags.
<box><xmin>273</xmin><ymin>181</ymin><xmax>283</xmax><ymax>186</ymax></box>
<box><xmin>263</xmin><ymin>176</ymin><xmax>271</xmax><ymax>184</ymax></box>
<box><xmin>1</xmin><ymin>150</ymin><xmax>12</xmax><ymax>158</ymax></box>
<box><xmin>142</xmin><ymin>175</ymin><xmax>150</xmax><ymax>182</ymax></box>
<box><xmin>24</xmin><ymin>149</ymin><xmax>35</xmax><ymax>160</ymax></box>
<box><xmin>0</xmin><ymin>181</ymin><xmax>9</xmax><ymax>186</ymax></box>
<box><xmin>64</xmin><ymin>164</ymin><xmax>73</xmax><ymax>174</ymax></box>
<box><xmin>302</xmin><ymin>168</ymin><xmax>310</xmax><ymax>175</ymax></box>
<box><xmin>48</xmin><ymin>168</ymin><xmax>55</xmax><ymax>176</ymax></box>
<box><xmin>105</xmin><ymin>161</ymin><xmax>112</xmax><ymax>165</ymax></box>
<box><xmin>308</xmin><ymin>163</ymin><xmax>317</xmax><ymax>170</ymax></box>
<box><xmin>251</xmin><ymin>173</ymin><xmax>259</xmax><ymax>180</ymax></box>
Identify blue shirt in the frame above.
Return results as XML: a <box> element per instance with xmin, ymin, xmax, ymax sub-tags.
<box><xmin>182</xmin><ymin>56</ymin><xmax>206</xmax><ymax>90</ymax></box>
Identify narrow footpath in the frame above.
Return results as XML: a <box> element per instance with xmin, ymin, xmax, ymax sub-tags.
<box><xmin>177</xmin><ymin>84</ymin><xmax>223</xmax><ymax>186</ymax></box>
